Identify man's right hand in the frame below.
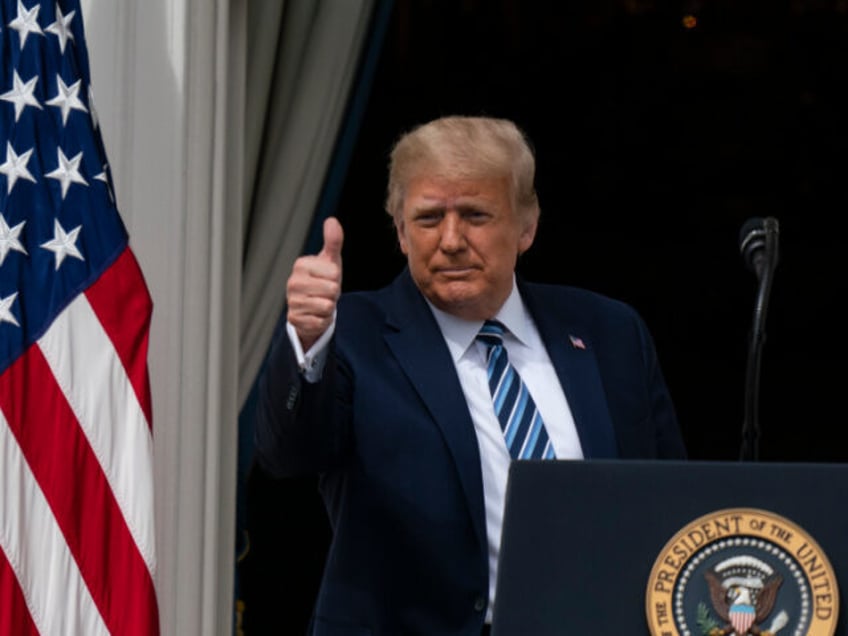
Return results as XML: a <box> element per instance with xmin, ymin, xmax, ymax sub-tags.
<box><xmin>287</xmin><ymin>216</ymin><xmax>344</xmax><ymax>351</ymax></box>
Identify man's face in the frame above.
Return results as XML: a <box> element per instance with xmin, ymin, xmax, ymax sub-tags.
<box><xmin>395</xmin><ymin>174</ymin><xmax>537</xmax><ymax>321</ymax></box>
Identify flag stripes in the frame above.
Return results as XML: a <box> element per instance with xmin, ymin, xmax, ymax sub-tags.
<box><xmin>0</xmin><ymin>407</ymin><xmax>108</xmax><ymax>636</ymax></box>
<box><xmin>0</xmin><ymin>545</ymin><xmax>39</xmax><ymax>636</ymax></box>
<box><xmin>0</xmin><ymin>260</ymin><xmax>158</xmax><ymax>635</ymax></box>
<box><xmin>40</xmin><ymin>265</ymin><xmax>155</xmax><ymax>571</ymax></box>
<box><xmin>84</xmin><ymin>248</ymin><xmax>153</xmax><ymax>426</ymax></box>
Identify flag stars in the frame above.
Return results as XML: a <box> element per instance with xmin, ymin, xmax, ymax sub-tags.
<box><xmin>0</xmin><ymin>70</ymin><xmax>42</xmax><ymax>122</ymax></box>
<box><xmin>41</xmin><ymin>219</ymin><xmax>84</xmax><ymax>270</ymax></box>
<box><xmin>0</xmin><ymin>214</ymin><xmax>27</xmax><ymax>266</ymax></box>
<box><xmin>0</xmin><ymin>142</ymin><xmax>36</xmax><ymax>194</ymax></box>
<box><xmin>46</xmin><ymin>75</ymin><xmax>87</xmax><ymax>126</ymax></box>
<box><xmin>7</xmin><ymin>0</ymin><xmax>43</xmax><ymax>50</ymax></box>
<box><xmin>46</xmin><ymin>5</ymin><xmax>75</xmax><ymax>54</ymax></box>
<box><xmin>46</xmin><ymin>148</ymin><xmax>88</xmax><ymax>199</ymax></box>
<box><xmin>0</xmin><ymin>291</ymin><xmax>20</xmax><ymax>327</ymax></box>
<box><xmin>94</xmin><ymin>167</ymin><xmax>114</xmax><ymax>203</ymax></box>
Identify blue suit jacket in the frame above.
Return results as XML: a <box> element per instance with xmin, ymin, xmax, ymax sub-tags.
<box><xmin>254</xmin><ymin>268</ymin><xmax>686</xmax><ymax>636</ymax></box>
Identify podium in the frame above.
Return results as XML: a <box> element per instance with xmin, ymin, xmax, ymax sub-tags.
<box><xmin>490</xmin><ymin>459</ymin><xmax>848</xmax><ymax>635</ymax></box>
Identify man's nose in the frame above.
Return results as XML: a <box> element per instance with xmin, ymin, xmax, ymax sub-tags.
<box><xmin>439</xmin><ymin>213</ymin><xmax>467</xmax><ymax>252</ymax></box>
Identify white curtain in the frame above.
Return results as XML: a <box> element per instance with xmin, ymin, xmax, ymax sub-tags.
<box><xmin>84</xmin><ymin>0</ymin><xmax>375</xmax><ymax>633</ymax></box>
<box><xmin>240</xmin><ymin>0</ymin><xmax>375</xmax><ymax>409</ymax></box>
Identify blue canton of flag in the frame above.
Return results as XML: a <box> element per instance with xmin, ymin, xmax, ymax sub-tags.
<box><xmin>0</xmin><ymin>0</ymin><xmax>123</xmax><ymax>349</ymax></box>
<box><xmin>0</xmin><ymin>1</ymin><xmax>159</xmax><ymax>634</ymax></box>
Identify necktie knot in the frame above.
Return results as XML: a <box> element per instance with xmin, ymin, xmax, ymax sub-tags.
<box><xmin>477</xmin><ymin>319</ymin><xmax>506</xmax><ymax>350</ymax></box>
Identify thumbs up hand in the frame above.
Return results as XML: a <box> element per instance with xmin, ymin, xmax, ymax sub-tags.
<box><xmin>287</xmin><ymin>216</ymin><xmax>344</xmax><ymax>351</ymax></box>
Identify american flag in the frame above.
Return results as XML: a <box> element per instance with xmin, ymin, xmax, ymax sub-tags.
<box><xmin>0</xmin><ymin>1</ymin><xmax>159</xmax><ymax>634</ymax></box>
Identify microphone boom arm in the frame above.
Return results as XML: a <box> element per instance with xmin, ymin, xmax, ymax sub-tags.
<box><xmin>740</xmin><ymin>217</ymin><xmax>779</xmax><ymax>462</ymax></box>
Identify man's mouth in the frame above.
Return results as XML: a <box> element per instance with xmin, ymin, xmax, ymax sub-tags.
<box><xmin>435</xmin><ymin>266</ymin><xmax>476</xmax><ymax>278</ymax></box>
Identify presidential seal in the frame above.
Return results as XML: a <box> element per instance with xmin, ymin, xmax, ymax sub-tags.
<box><xmin>646</xmin><ymin>508</ymin><xmax>839</xmax><ymax>635</ymax></box>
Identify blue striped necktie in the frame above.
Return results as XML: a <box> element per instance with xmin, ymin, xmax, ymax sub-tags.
<box><xmin>477</xmin><ymin>320</ymin><xmax>556</xmax><ymax>460</ymax></box>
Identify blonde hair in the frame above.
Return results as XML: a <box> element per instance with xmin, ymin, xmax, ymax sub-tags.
<box><xmin>385</xmin><ymin>116</ymin><xmax>539</xmax><ymax>222</ymax></box>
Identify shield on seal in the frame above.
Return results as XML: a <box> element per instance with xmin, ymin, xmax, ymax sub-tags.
<box><xmin>730</xmin><ymin>603</ymin><xmax>755</xmax><ymax>634</ymax></box>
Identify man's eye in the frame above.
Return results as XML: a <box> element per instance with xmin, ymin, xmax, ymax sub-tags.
<box><xmin>464</xmin><ymin>210</ymin><xmax>489</xmax><ymax>223</ymax></box>
<box><xmin>416</xmin><ymin>212</ymin><xmax>442</xmax><ymax>225</ymax></box>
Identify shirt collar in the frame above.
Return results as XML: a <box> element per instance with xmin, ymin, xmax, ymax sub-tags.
<box><xmin>427</xmin><ymin>276</ymin><xmax>532</xmax><ymax>363</ymax></box>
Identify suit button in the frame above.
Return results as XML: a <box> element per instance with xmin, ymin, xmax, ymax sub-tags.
<box><xmin>474</xmin><ymin>597</ymin><xmax>486</xmax><ymax>612</ymax></box>
<box><xmin>285</xmin><ymin>384</ymin><xmax>298</xmax><ymax>410</ymax></box>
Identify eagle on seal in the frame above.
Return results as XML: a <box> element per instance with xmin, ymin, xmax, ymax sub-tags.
<box><xmin>705</xmin><ymin>569</ymin><xmax>783</xmax><ymax>635</ymax></box>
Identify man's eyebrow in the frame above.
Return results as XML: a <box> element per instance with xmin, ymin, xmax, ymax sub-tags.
<box><xmin>409</xmin><ymin>193</ymin><xmax>495</xmax><ymax>212</ymax></box>
<box><xmin>410</xmin><ymin>202</ymin><xmax>446</xmax><ymax>213</ymax></box>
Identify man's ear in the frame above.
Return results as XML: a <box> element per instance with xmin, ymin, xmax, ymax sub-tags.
<box><xmin>518</xmin><ymin>212</ymin><xmax>538</xmax><ymax>255</ymax></box>
<box><xmin>395</xmin><ymin>218</ymin><xmax>409</xmax><ymax>255</ymax></box>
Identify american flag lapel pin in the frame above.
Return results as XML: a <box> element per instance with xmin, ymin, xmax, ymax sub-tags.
<box><xmin>569</xmin><ymin>334</ymin><xmax>586</xmax><ymax>350</ymax></box>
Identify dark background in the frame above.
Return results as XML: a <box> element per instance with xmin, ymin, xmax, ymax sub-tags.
<box><xmin>240</xmin><ymin>1</ymin><xmax>848</xmax><ymax>633</ymax></box>
<box><xmin>338</xmin><ymin>0</ymin><xmax>848</xmax><ymax>464</ymax></box>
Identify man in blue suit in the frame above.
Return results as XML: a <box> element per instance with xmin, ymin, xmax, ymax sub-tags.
<box><xmin>254</xmin><ymin>115</ymin><xmax>687</xmax><ymax>635</ymax></box>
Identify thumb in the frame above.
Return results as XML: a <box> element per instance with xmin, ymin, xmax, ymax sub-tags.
<box><xmin>319</xmin><ymin>216</ymin><xmax>344</xmax><ymax>264</ymax></box>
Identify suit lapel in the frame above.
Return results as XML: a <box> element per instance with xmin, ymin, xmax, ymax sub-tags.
<box><xmin>381</xmin><ymin>270</ymin><xmax>488</xmax><ymax>547</ymax></box>
<box><xmin>520</xmin><ymin>281</ymin><xmax>618</xmax><ymax>459</ymax></box>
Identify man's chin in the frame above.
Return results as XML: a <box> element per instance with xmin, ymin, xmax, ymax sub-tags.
<box><xmin>426</xmin><ymin>284</ymin><xmax>489</xmax><ymax>319</ymax></box>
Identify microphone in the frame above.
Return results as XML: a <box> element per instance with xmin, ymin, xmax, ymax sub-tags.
<box><xmin>739</xmin><ymin>217</ymin><xmax>766</xmax><ymax>278</ymax></box>
<box><xmin>738</xmin><ymin>217</ymin><xmax>779</xmax><ymax>280</ymax></box>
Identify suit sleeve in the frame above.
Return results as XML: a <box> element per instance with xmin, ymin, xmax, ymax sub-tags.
<box><xmin>636</xmin><ymin>314</ymin><xmax>688</xmax><ymax>459</ymax></box>
<box><xmin>253</xmin><ymin>320</ymin><xmax>352</xmax><ymax>478</ymax></box>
